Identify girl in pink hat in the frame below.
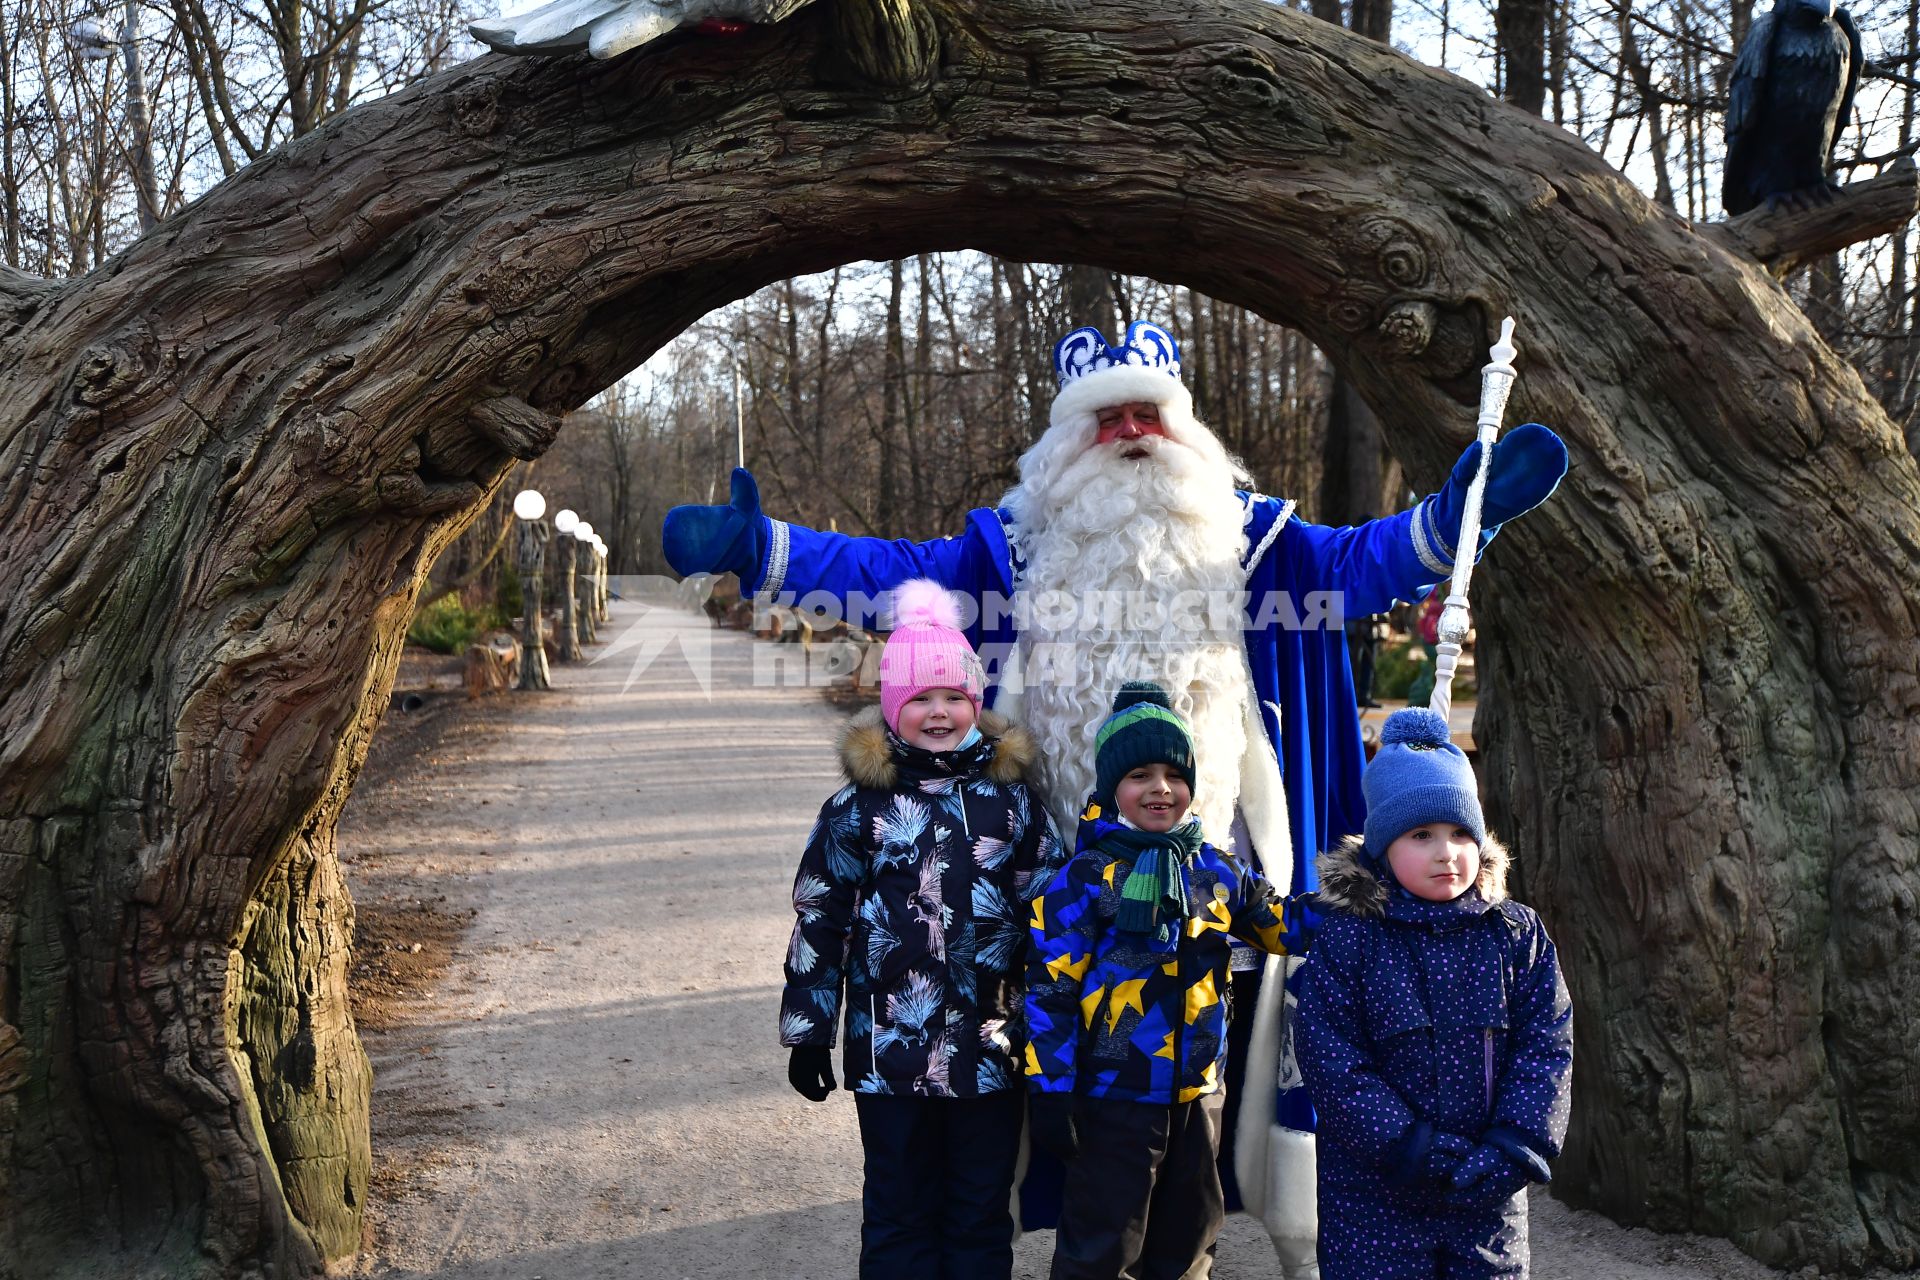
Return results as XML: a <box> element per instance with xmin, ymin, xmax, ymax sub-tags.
<box><xmin>779</xmin><ymin>579</ymin><xmax>1066</xmax><ymax>1279</ymax></box>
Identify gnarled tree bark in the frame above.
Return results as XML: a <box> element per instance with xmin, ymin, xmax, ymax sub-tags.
<box><xmin>1</xmin><ymin>0</ymin><xmax>1916</xmax><ymax>1275</ymax></box>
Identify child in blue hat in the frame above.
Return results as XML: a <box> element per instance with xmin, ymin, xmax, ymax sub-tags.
<box><xmin>1296</xmin><ymin>708</ymin><xmax>1573</xmax><ymax>1279</ymax></box>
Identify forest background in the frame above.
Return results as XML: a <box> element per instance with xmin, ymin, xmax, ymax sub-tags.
<box><xmin>6</xmin><ymin>0</ymin><xmax>1917</xmax><ymax>616</ymax></box>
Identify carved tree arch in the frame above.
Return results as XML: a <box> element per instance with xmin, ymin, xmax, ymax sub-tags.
<box><xmin>2</xmin><ymin>1</ymin><xmax>1916</xmax><ymax>1274</ymax></box>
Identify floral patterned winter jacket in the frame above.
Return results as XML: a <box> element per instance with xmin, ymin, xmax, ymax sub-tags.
<box><xmin>779</xmin><ymin>707</ymin><xmax>1065</xmax><ymax>1097</ymax></box>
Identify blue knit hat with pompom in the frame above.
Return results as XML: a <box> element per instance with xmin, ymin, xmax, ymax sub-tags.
<box><xmin>1362</xmin><ymin>708</ymin><xmax>1486</xmax><ymax>858</ymax></box>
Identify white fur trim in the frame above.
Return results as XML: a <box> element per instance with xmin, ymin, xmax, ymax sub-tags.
<box><xmin>1233</xmin><ymin>951</ymin><xmax>1288</xmax><ymax>1214</ymax></box>
<box><xmin>1236</xmin><ymin>953</ymin><xmax>1318</xmax><ymax>1258</ymax></box>
<box><xmin>1261</xmin><ymin>1125</ymin><xmax>1320</xmax><ymax>1272</ymax></box>
<box><xmin>1237</xmin><ymin>682</ymin><xmax>1290</xmax><ymax>893</ymax></box>
<box><xmin>992</xmin><ymin>638</ymin><xmax>1025</xmax><ymax>722</ymax></box>
<box><xmin>1050</xmin><ymin>365</ymin><xmax>1195</xmax><ymax>429</ymax></box>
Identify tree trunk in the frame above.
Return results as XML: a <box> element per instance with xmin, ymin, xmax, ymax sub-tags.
<box><xmin>1349</xmin><ymin>0</ymin><xmax>1390</xmax><ymax>43</ymax></box>
<box><xmin>1316</xmin><ymin>372</ymin><xmax>1395</xmax><ymax>524</ymax></box>
<box><xmin>1065</xmin><ymin>262</ymin><xmax>1116</xmax><ymax>337</ymax></box>
<box><xmin>1</xmin><ymin>1</ymin><xmax>1916</xmax><ymax>1274</ymax></box>
<box><xmin>1497</xmin><ymin>0</ymin><xmax>1548</xmax><ymax>116</ymax></box>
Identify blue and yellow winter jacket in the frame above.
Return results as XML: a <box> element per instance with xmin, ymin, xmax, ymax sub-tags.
<box><xmin>1023</xmin><ymin>805</ymin><xmax>1310</xmax><ymax>1104</ymax></box>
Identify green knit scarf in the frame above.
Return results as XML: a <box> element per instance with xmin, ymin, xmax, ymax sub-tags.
<box><xmin>1100</xmin><ymin>817</ymin><xmax>1205</xmax><ymax>940</ymax></box>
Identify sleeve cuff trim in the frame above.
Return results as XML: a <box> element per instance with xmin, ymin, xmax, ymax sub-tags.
<box><xmin>759</xmin><ymin>518</ymin><xmax>790</xmax><ymax>595</ymax></box>
<box><xmin>1411</xmin><ymin>499</ymin><xmax>1455</xmax><ymax>578</ymax></box>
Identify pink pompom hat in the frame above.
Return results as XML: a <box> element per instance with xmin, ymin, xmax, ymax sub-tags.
<box><xmin>878</xmin><ymin>580</ymin><xmax>985</xmax><ymax>732</ymax></box>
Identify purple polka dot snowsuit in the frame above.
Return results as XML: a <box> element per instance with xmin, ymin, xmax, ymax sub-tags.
<box><xmin>1297</xmin><ymin>835</ymin><xmax>1572</xmax><ymax>1279</ymax></box>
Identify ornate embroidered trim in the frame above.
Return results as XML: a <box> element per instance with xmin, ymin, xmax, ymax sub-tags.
<box><xmin>1411</xmin><ymin>499</ymin><xmax>1454</xmax><ymax>578</ymax></box>
<box><xmin>760</xmin><ymin>518</ymin><xmax>791</xmax><ymax>596</ymax></box>
<box><xmin>1244</xmin><ymin>498</ymin><xmax>1296</xmax><ymax>579</ymax></box>
<box><xmin>993</xmin><ymin>507</ymin><xmax>1027</xmax><ymax>593</ymax></box>
<box><xmin>1430</xmin><ymin>498</ymin><xmax>1459</xmax><ymax>561</ymax></box>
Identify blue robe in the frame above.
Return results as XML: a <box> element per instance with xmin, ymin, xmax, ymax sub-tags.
<box><xmin>749</xmin><ymin>492</ymin><xmax>1468</xmax><ymax>897</ymax></box>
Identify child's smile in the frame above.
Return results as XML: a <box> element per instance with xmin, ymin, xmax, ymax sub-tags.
<box><xmin>895</xmin><ymin>687</ymin><xmax>977</xmax><ymax>751</ymax></box>
<box><xmin>1115</xmin><ymin>763</ymin><xmax>1192</xmax><ymax>833</ymax></box>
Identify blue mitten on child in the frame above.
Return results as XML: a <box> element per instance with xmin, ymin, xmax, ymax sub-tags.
<box><xmin>1447</xmin><ymin>1126</ymin><xmax>1551</xmax><ymax>1210</ymax></box>
<box><xmin>1390</xmin><ymin>1123</ymin><xmax>1475</xmax><ymax>1190</ymax></box>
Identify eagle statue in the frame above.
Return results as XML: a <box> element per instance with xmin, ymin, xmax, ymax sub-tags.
<box><xmin>469</xmin><ymin>0</ymin><xmax>814</xmax><ymax>59</ymax></box>
<box><xmin>1723</xmin><ymin>0</ymin><xmax>1864</xmax><ymax>215</ymax></box>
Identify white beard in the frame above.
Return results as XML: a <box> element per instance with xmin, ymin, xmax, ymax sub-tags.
<box><xmin>1004</xmin><ymin>425</ymin><xmax>1256</xmax><ymax>847</ymax></box>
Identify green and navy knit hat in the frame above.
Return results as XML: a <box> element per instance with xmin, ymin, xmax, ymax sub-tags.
<box><xmin>1092</xmin><ymin>682</ymin><xmax>1196</xmax><ymax>811</ymax></box>
<box><xmin>1362</xmin><ymin>708</ymin><xmax>1486</xmax><ymax>858</ymax></box>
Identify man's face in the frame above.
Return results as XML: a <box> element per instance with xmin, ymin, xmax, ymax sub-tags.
<box><xmin>1094</xmin><ymin>401</ymin><xmax>1167</xmax><ymax>459</ymax></box>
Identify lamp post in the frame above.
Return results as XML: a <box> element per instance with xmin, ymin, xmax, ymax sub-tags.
<box><xmin>513</xmin><ymin>488</ymin><xmax>552</xmax><ymax>690</ymax></box>
<box><xmin>73</xmin><ymin>2</ymin><xmax>162</xmax><ymax>232</ymax></box>
<box><xmin>553</xmin><ymin>508</ymin><xmax>582</xmax><ymax>661</ymax></box>
<box><xmin>591</xmin><ymin>534</ymin><xmax>609</xmax><ymax>623</ymax></box>
<box><xmin>575</xmin><ymin>522</ymin><xmax>599</xmax><ymax>644</ymax></box>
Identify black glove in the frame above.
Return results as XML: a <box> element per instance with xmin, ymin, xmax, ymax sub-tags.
<box><xmin>1029</xmin><ymin>1093</ymin><xmax>1080</xmax><ymax>1163</ymax></box>
<box><xmin>787</xmin><ymin>1045</ymin><xmax>836</xmax><ymax>1102</ymax></box>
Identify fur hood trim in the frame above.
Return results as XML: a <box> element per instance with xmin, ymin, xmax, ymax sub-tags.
<box><xmin>838</xmin><ymin>704</ymin><xmax>1038</xmax><ymax>789</ymax></box>
<box><xmin>1315</xmin><ymin>831</ymin><xmax>1511</xmax><ymax>918</ymax></box>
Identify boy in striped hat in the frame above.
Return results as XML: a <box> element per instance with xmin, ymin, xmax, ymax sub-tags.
<box><xmin>1024</xmin><ymin>682</ymin><xmax>1311</xmax><ymax>1279</ymax></box>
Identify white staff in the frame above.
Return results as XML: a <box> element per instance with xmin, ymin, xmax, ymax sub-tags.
<box><xmin>1428</xmin><ymin>317</ymin><xmax>1518</xmax><ymax>721</ymax></box>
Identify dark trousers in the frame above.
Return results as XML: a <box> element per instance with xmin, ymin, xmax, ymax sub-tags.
<box><xmin>1050</xmin><ymin>1093</ymin><xmax>1227</xmax><ymax>1280</ymax></box>
<box><xmin>854</xmin><ymin>1090</ymin><xmax>1023</xmax><ymax>1280</ymax></box>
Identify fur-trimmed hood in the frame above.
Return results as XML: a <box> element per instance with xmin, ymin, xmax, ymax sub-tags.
<box><xmin>1315</xmin><ymin>831</ymin><xmax>1511</xmax><ymax>918</ymax></box>
<box><xmin>837</xmin><ymin>704</ymin><xmax>1039</xmax><ymax>789</ymax></box>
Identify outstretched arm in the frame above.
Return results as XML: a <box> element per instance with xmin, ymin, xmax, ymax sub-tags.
<box><xmin>1223</xmin><ymin>855</ymin><xmax>1314</xmax><ymax>957</ymax></box>
<box><xmin>1274</xmin><ymin>423</ymin><xmax>1568</xmax><ymax>618</ymax></box>
<box><xmin>661</xmin><ymin>467</ymin><xmax>982</xmax><ymax>618</ymax></box>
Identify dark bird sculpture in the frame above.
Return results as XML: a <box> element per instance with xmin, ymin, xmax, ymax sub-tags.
<box><xmin>1723</xmin><ymin>0</ymin><xmax>1864</xmax><ymax>216</ymax></box>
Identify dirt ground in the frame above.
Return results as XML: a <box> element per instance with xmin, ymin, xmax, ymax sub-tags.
<box><xmin>338</xmin><ymin>606</ymin><xmax>1822</xmax><ymax>1280</ymax></box>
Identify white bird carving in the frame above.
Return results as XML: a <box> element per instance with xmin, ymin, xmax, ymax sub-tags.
<box><xmin>469</xmin><ymin>0</ymin><xmax>814</xmax><ymax>59</ymax></box>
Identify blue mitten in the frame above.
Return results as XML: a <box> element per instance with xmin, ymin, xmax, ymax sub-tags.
<box><xmin>1448</xmin><ymin>1127</ymin><xmax>1550</xmax><ymax>1210</ymax></box>
<box><xmin>1388</xmin><ymin>1122</ymin><xmax>1474</xmax><ymax>1190</ymax></box>
<box><xmin>661</xmin><ymin>468</ymin><xmax>768</xmax><ymax>582</ymax></box>
<box><xmin>1426</xmin><ymin>422</ymin><xmax>1569</xmax><ymax>555</ymax></box>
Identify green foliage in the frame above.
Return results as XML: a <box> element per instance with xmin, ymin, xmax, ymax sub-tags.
<box><xmin>496</xmin><ymin>564</ymin><xmax>524</xmax><ymax>619</ymax></box>
<box><xmin>1374</xmin><ymin>637</ymin><xmax>1474</xmax><ymax>704</ymax></box>
<box><xmin>1374</xmin><ymin>637</ymin><xmax>1426</xmax><ymax>702</ymax></box>
<box><xmin>407</xmin><ymin>594</ymin><xmax>508</xmax><ymax>654</ymax></box>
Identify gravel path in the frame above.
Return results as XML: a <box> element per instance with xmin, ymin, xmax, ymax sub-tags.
<box><xmin>344</xmin><ymin>600</ymin><xmax>1793</xmax><ymax>1280</ymax></box>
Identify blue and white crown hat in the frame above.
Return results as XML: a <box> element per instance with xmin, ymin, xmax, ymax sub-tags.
<box><xmin>1049</xmin><ymin>320</ymin><xmax>1197</xmax><ymax>430</ymax></box>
